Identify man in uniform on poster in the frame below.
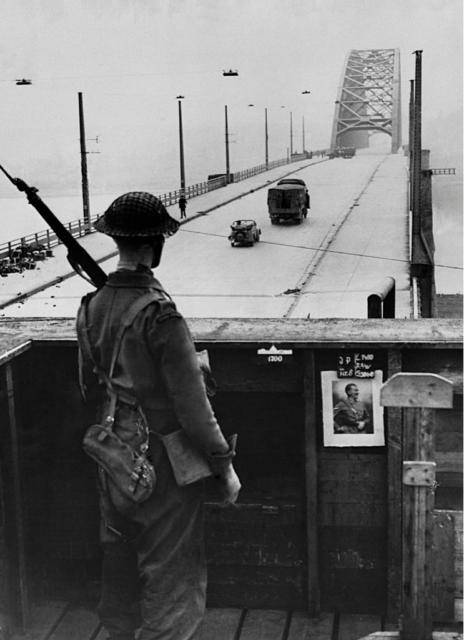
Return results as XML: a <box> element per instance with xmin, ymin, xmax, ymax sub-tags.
<box><xmin>333</xmin><ymin>382</ymin><xmax>371</xmax><ymax>434</ymax></box>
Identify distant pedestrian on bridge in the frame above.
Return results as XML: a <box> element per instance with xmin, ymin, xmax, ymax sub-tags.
<box><xmin>76</xmin><ymin>191</ymin><xmax>240</xmax><ymax>640</ymax></box>
<box><xmin>179</xmin><ymin>194</ymin><xmax>187</xmax><ymax>219</ymax></box>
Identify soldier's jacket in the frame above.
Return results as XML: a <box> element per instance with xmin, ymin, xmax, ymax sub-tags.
<box><xmin>77</xmin><ymin>266</ymin><xmax>229</xmax><ymax>457</ymax></box>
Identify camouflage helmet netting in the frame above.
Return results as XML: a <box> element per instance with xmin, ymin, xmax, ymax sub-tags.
<box><xmin>94</xmin><ymin>192</ymin><xmax>180</xmax><ymax>238</ymax></box>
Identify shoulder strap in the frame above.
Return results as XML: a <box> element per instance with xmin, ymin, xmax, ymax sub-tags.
<box><xmin>78</xmin><ymin>289</ymin><xmax>163</xmax><ymax>392</ymax></box>
<box><xmin>108</xmin><ymin>291</ymin><xmax>161</xmax><ymax>377</ymax></box>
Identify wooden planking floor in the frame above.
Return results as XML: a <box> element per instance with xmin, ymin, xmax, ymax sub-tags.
<box><xmin>9</xmin><ymin>603</ymin><xmax>462</xmax><ymax>640</ymax></box>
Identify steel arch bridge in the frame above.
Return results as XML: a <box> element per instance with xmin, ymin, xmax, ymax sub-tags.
<box><xmin>330</xmin><ymin>49</ymin><xmax>402</xmax><ymax>153</ymax></box>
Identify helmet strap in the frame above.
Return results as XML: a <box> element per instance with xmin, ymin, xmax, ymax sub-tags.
<box><xmin>150</xmin><ymin>236</ymin><xmax>165</xmax><ymax>269</ymax></box>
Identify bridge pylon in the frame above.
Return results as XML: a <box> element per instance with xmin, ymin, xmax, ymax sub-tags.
<box><xmin>330</xmin><ymin>48</ymin><xmax>402</xmax><ymax>154</ymax></box>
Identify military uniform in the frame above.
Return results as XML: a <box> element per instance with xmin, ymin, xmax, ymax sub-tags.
<box><xmin>333</xmin><ymin>397</ymin><xmax>371</xmax><ymax>434</ymax></box>
<box><xmin>178</xmin><ymin>196</ymin><xmax>187</xmax><ymax>219</ymax></box>
<box><xmin>76</xmin><ymin>193</ymin><xmax>237</xmax><ymax>640</ymax></box>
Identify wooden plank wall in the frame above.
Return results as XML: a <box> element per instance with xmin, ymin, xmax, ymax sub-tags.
<box><xmin>318</xmin><ymin>451</ymin><xmax>388</xmax><ymax>613</ymax></box>
<box><xmin>204</xmin><ymin>347</ymin><xmax>307</xmax><ymax>609</ymax></box>
<box><xmin>455</xmin><ymin>513</ymin><xmax>464</xmax><ymax>609</ymax></box>
<box><xmin>0</xmin><ymin>339</ymin><xmax>461</xmax><ymax>625</ymax></box>
<box><xmin>315</xmin><ymin>349</ymin><xmax>389</xmax><ymax>615</ymax></box>
<box><xmin>434</xmin><ymin>405</ymin><xmax>463</xmax><ymax>511</ymax></box>
<box><xmin>0</xmin><ymin>364</ymin><xmax>16</xmax><ymax>629</ymax></box>
<box><xmin>6</xmin><ymin>347</ymin><xmax>101</xmax><ymax>606</ymax></box>
<box><xmin>432</xmin><ymin>511</ymin><xmax>456</xmax><ymax>621</ymax></box>
<box><xmin>431</xmin><ymin>510</ymin><xmax>463</xmax><ymax>623</ymax></box>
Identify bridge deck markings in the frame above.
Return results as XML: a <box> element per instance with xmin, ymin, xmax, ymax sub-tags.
<box><xmin>288</xmin><ymin>154</ymin><xmax>410</xmax><ymax>318</ymax></box>
<box><xmin>0</xmin><ymin>152</ymin><xmax>411</xmax><ymax>320</ymax></box>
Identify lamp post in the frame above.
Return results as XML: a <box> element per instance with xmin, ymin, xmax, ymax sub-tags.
<box><xmin>265</xmin><ymin>108</ymin><xmax>269</xmax><ymax>169</ymax></box>
<box><xmin>249</xmin><ymin>103</ymin><xmax>269</xmax><ymax>169</ymax></box>
<box><xmin>290</xmin><ymin>111</ymin><xmax>293</xmax><ymax>157</ymax></box>
<box><xmin>225</xmin><ymin>105</ymin><xmax>231</xmax><ymax>184</ymax></box>
<box><xmin>78</xmin><ymin>92</ymin><xmax>90</xmax><ymax>227</ymax></box>
<box><xmin>177</xmin><ymin>97</ymin><xmax>186</xmax><ymax>194</ymax></box>
<box><xmin>302</xmin><ymin>90</ymin><xmax>311</xmax><ymax>155</ymax></box>
<box><xmin>302</xmin><ymin>116</ymin><xmax>305</xmax><ymax>153</ymax></box>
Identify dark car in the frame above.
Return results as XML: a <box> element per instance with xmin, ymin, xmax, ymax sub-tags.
<box><xmin>277</xmin><ymin>178</ymin><xmax>307</xmax><ymax>187</ymax></box>
<box><xmin>228</xmin><ymin>220</ymin><xmax>261</xmax><ymax>246</ymax></box>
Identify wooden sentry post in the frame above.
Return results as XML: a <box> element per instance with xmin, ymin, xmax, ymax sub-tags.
<box><xmin>381</xmin><ymin>373</ymin><xmax>453</xmax><ymax>640</ymax></box>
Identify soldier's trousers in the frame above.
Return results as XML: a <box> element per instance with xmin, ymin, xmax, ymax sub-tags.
<box><xmin>96</xmin><ymin>456</ymin><xmax>207</xmax><ymax>640</ymax></box>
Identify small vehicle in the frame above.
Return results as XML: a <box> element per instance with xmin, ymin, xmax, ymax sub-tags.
<box><xmin>328</xmin><ymin>146</ymin><xmax>356</xmax><ymax>159</ymax></box>
<box><xmin>267</xmin><ymin>178</ymin><xmax>310</xmax><ymax>225</ymax></box>
<box><xmin>277</xmin><ymin>178</ymin><xmax>307</xmax><ymax>187</ymax></box>
<box><xmin>228</xmin><ymin>220</ymin><xmax>261</xmax><ymax>246</ymax></box>
<box><xmin>340</xmin><ymin>147</ymin><xmax>356</xmax><ymax>159</ymax></box>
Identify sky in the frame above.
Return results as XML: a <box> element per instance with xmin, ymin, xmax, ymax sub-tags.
<box><xmin>0</xmin><ymin>0</ymin><xmax>462</xmax><ymax>291</ymax></box>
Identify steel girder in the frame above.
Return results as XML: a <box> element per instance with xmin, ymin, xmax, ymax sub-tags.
<box><xmin>330</xmin><ymin>49</ymin><xmax>402</xmax><ymax>153</ymax></box>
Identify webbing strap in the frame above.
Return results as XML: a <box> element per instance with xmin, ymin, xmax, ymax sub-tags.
<box><xmin>77</xmin><ymin>290</ymin><xmax>163</xmax><ymax>402</ymax></box>
<box><xmin>108</xmin><ymin>291</ymin><xmax>160</xmax><ymax>377</ymax></box>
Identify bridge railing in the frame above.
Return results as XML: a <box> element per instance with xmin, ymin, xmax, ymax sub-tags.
<box><xmin>232</xmin><ymin>158</ymin><xmax>289</xmax><ymax>182</ymax></box>
<box><xmin>0</xmin><ymin>151</ymin><xmax>328</xmax><ymax>261</ymax></box>
<box><xmin>0</xmin><ymin>216</ymin><xmax>99</xmax><ymax>262</ymax></box>
<box><xmin>156</xmin><ymin>175</ymin><xmax>228</xmax><ymax>207</ymax></box>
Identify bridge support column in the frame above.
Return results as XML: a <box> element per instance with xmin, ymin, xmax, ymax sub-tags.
<box><xmin>410</xmin><ymin>52</ymin><xmax>435</xmax><ymax>318</ymax></box>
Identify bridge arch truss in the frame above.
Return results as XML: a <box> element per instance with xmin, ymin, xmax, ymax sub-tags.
<box><xmin>330</xmin><ymin>48</ymin><xmax>402</xmax><ymax>153</ymax></box>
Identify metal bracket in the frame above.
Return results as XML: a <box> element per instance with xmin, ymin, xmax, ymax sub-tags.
<box><xmin>403</xmin><ymin>461</ymin><xmax>436</xmax><ymax>487</ymax></box>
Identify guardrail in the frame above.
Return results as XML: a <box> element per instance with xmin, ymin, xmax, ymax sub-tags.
<box><xmin>156</xmin><ymin>175</ymin><xmax>228</xmax><ymax>207</ymax></box>
<box><xmin>0</xmin><ymin>151</ymin><xmax>328</xmax><ymax>261</ymax></box>
<box><xmin>0</xmin><ymin>215</ymin><xmax>100</xmax><ymax>262</ymax></box>
<box><xmin>0</xmin><ymin>179</ymin><xmax>227</xmax><ymax>261</ymax></box>
<box><xmin>232</xmin><ymin>157</ymin><xmax>290</xmax><ymax>182</ymax></box>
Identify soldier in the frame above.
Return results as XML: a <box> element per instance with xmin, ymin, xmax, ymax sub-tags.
<box><xmin>76</xmin><ymin>192</ymin><xmax>240</xmax><ymax>640</ymax></box>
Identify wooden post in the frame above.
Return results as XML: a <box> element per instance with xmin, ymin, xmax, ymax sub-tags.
<box><xmin>6</xmin><ymin>362</ymin><xmax>29</xmax><ymax>630</ymax></box>
<box><xmin>386</xmin><ymin>350</ymin><xmax>403</xmax><ymax>622</ymax></box>
<box><xmin>381</xmin><ymin>373</ymin><xmax>453</xmax><ymax>640</ymax></box>
<box><xmin>303</xmin><ymin>350</ymin><xmax>320</xmax><ymax>616</ymax></box>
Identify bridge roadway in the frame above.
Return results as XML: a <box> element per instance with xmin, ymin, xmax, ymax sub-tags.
<box><xmin>0</xmin><ymin>150</ymin><xmax>410</xmax><ymax>319</ymax></box>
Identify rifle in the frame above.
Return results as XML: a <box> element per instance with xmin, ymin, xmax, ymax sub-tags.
<box><xmin>0</xmin><ymin>164</ymin><xmax>107</xmax><ymax>288</ymax></box>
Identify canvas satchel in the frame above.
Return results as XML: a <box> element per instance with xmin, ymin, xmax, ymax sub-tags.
<box><xmin>78</xmin><ymin>293</ymin><xmax>159</xmax><ymax>503</ymax></box>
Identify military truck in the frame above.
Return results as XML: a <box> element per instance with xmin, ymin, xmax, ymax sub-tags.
<box><xmin>328</xmin><ymin>146</ymin><xmax>356</xmax><ymax>159</ymax></box>
<box><xmin>267</xmin><ymin>178</ymin><xmax>310</xmax><ymax>225</ymax></box>
<box><xmin>340</xmin><ymin>146</ymin><xmax>356</xmax><ymax>158</ymax></box>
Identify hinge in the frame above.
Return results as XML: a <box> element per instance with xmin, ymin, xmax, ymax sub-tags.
<box><xmin>403</xmin><ymin>461</ymin><xmax>436</xmax><ymax>487</ymax></box>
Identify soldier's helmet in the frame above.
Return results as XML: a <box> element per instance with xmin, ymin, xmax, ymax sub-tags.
<box><xmin>94</xmin><ymin>192</ymin><xmax>179</xmax><ymax>238</ymax></box>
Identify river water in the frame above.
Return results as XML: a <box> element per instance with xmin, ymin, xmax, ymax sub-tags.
<box><xmin>0</xmin><ymin>192</ymin><xmax>144</xmax><ymax>244</ymax></box>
